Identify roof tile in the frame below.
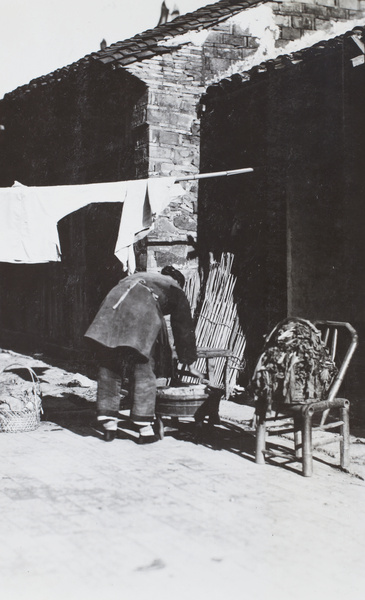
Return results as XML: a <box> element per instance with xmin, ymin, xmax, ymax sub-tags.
<box><xmin>117</xmin><ymin>56</ymin><xmax>139</xmax><ymax>66</ymax></box>
<box><xmin>98</xmin><ymin>56</ymin><xmax>115</xmax><ymax>64</ymax></box>
<box><xmin>134</xmin><ymin>49</ymin><xmax>156</xmax><ymax>59</ymax></box>
<box><xmin>3</xmin><ymin>1</ymin><xmax>264</xmax><ymax>98</ymax></box>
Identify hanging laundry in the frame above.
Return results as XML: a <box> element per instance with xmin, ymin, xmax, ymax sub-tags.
<box><xmin>0</xmin><ymin>180</ymin><xmax>128</xmax><ymax>264</ymax></box>
<box><xmin>114</xmin><ymin>177</ymin><xmax>184</xmax><ymax>273</ymax></box>
<box><xmin>0</xmin><ymin>177</ymin><xmax>185</xmax><ymax>271</ymax></box>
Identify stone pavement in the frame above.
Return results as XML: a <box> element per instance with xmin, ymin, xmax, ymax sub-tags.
<box><xmin>1</xmin><ymin>349</ymin><xmax>365</xmax><ymax>600</ymax></box>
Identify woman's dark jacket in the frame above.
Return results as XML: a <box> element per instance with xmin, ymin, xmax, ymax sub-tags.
<box><xmin>85</xmin><ymin>272</ymin><xmax>197</xmax><ymax>366</ymax></box>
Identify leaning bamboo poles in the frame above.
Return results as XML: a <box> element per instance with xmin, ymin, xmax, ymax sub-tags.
<box><xmin>183</xmin><ymin>253</ymin><xmax>246</xmax><ymax>395</ymax></box>
<box><xmin>184</xmin><ymin>269</ymin><xmax>201</xmax><ymax>319</ymax></box>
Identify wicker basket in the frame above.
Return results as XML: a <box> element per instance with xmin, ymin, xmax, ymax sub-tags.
<box><xmin>0</xmin><ymin>364</ymin><xmax>43</xmax><ymax>433</ymax></box>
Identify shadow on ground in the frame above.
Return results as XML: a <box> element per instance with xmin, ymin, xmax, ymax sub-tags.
<box><xmin>42</xmin><ymin>393</ymin><xmax>97</xmax><ymax>437</ymax></box>
<box><xmin>41</xmin><ymin>394</ymin><xmax>259</xmax><ymax>457</ymax></box>
<box><xmin>41</xmin><ymin>393</ymin><xmax>363</xmax><ymax>477</ymax></box>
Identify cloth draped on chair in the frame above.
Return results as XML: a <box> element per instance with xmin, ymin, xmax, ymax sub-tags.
<box><xmin>250</xmin><ymin>318</ymin><xmax>338</xmax><ymax>415</ymax></box>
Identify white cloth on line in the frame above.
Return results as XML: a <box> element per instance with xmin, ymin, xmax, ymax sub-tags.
<box><xmin>114</xmin><ymin>177</ymin><xmax>184</xmax><ymax>273</ymax></box>
<box><xmin>0</xmin><ymin>180</ymin><xmax>128</xmax><ymax>264</ymax></box>
<box><xmin>0</xmin><ymin>178</ymin><xmax>184</xmax><ymax>271</ymax></box>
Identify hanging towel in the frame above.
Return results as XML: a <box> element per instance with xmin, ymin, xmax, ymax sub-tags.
<box><xmin>114</xmin><ymin>177</ymin><xmax>185</xmax><ymax>273</ymax></box>
<box><xmin>114</xmin><ymin>179</ymin><xmax>149</xmax><ymax>274</ymax></box>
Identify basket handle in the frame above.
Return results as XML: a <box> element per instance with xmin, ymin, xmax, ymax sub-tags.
<box><xmin>1</xmin><ymin>363</ymin><xmax>41</xmax><ymax>390</ymax></box>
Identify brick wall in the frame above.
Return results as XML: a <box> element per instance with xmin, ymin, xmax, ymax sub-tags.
<box><xmin>272</xmin><ymin>0</ymin><xmax>365</xmax><ymax>44</ymax></box>
<box><xmin>128</xmin><ymin>1</ymin><xmax>365</xmax><ymax>274</ymax></box>
<box><xmin>126</xmin><ymin>16</ymin><xmax>265</xmax><ymax>273</ymax></box>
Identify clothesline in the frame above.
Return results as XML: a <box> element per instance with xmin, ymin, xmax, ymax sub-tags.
<box><xmin>175</xmin><ymin>167</ymin><xmax>254</xmax><ymax>181</ymax></box>
<box><xmin>0</xmin><ymin>168</ymin><xmax>253</xmax><ymax>270</ymax></box>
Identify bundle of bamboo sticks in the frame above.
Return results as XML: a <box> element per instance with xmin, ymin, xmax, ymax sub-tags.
<box><xmin>183</xmin><ymin>268</ymin><xmax>201</xmax><ymax>320</ymax></box>
<box><xmin>183</xmin><ymin>253</ymin><xmax>246</xmax><ymax>395</ymax></box>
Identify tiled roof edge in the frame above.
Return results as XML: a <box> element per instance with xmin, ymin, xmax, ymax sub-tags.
<box><xmin>3</xmin><ymin>1</ymin><xmax>263</xmax><ymax>100</ymax></box>
<box><xmin>200</xmin><ymin>24</ymin><xmax>365</xmax><ymax>104</ymax></box>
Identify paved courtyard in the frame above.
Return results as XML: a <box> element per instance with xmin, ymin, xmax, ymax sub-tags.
<box><xmin>1</xmin><ymin>349</ymin><xmax>365</xmax><ymax>600</ymax></box>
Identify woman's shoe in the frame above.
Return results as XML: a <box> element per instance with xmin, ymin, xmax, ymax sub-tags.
<box><xmin>104</xmin><ymin>430</ymin><xmax>117</xmax><ymax>442</ymax></box>
<box><xmin>95</xmin><ymin>416</ymin><xmax>118</xmax><ymax>442</ymax></box>
<box><xmin>137</xmin><ymin>423</ymin><xmax>160</xmax><ymax>444</ymax></box>
<box><xmin>137</xmin><ymin>433</ymin><xmax>159</xmax><ymax>444</ymax></box>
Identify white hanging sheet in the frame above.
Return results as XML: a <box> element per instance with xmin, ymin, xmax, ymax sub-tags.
<box><xmin>0</xmin><ymin>178</ymin><xmax>184</xmax><ymax>272</ymax></box>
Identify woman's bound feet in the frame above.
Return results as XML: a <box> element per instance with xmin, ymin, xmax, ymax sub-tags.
<box><xmin>95</xmin><ymin>415</ymin><xmax>161</xmax><ymax>444</ymax></box>
<box><xmin>96</xmin><ymin>415</ymin><xmax>118</xmax><ymax>442</ymax></box>
<box><xmin>137</xmin><ymin>423</ymin><xmax>160</xmax><ymax>444</ymax></box>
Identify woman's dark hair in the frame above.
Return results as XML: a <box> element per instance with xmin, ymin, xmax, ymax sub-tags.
<box><xmin>161</xmin><ymin>265</ymin><xmax>185</xmax><ymax>289</ymax></box>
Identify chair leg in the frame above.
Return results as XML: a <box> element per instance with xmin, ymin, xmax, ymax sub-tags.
<box><xmin>255</xmin><ymin>416</ymin><xmax>266</xmax><ymax>464</ymax></box>
<box><xmin>340</xmin><ymin>405</ymin><xmax>350</xmax><ymax>470</ymax></box>
<box><xmin>302</xmin><ymin>411</ymin><xmax>313</xmax><ymax>477</ymax></box>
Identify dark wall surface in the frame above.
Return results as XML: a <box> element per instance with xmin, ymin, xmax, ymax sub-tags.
<box><xmin>199</xmin><ymin>75</ymin><xmax>288</xmax><ymax>372</ymax></box>
<box><xmin>0</xmin><ymin>203</ymin><xmax>125</xmax><ymax>359</ymax></box>
<box><xmin>0</xmin><ymin>65</ymin><xmax>146</xmax><ymax>358</ymax></box>
<box><xmin>0</xmin><ymin>64</ymin><xmax>147</xmax><ymax>187</ymax></box>
<box><xmin>199</xmin><ymin>44</ymin><xmax>365</xmax><ymax>398</ymax></box>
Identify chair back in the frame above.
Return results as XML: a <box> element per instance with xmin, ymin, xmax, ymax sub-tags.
<box><xmin>313</xmin><ymin>321</ymin><xmax>358</xmax><ymax>403</ymax></box>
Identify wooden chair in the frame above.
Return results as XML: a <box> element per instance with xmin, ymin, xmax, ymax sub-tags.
<box><xmin>255</xmin><ymin>320</ymin><xmax>358</xmax><ymax>476</ymax></box>
<box><xmin>155</xmin><ymin>347</ymin><xmax>233</xmax><ymax>441</ymax></box>
<box><xmin>175</xmin><ymin>346</ymin><xmax>233</xmax><ymax>400</ymax></box>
